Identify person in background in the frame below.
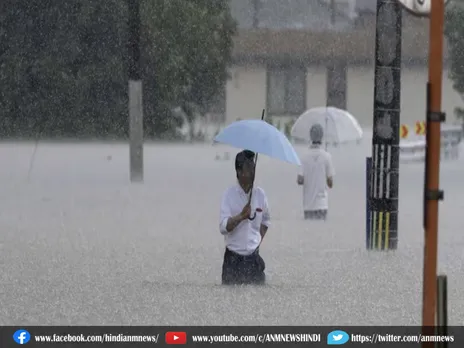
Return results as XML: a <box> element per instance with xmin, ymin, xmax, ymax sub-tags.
<box><xmin>219</xmin><ymin>150</ymin><xmax>270</xmax><ymax>285</ymax></box>
<box><xmin>297</xmin><ymin>124</ymin><xmax>335</xmax><ymax>221</ymax></box>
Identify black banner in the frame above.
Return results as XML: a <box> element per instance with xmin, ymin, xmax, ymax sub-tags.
<box><xmin>2</xmin><ymin>326</ymin><xmax>462</xmax><ymax>347</ymax></box>
<box><xmin>369</xmin><ymin>0</ymin><xmax>402</xmax><ymax>250</ymax></box>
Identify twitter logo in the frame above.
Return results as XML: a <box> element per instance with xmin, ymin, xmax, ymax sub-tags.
<box><xmin>327</xmin><ymin>330</ymin><xmax>349</xmax><ymax>345</ymax></box>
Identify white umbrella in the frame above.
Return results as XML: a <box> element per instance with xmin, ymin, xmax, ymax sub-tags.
<box><xmin>290</xmin><ymin>106</ymin><xmax>363</xmax><ymax>145</ymax></box>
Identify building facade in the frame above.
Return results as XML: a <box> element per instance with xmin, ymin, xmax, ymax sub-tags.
<box><xmin>218</xmin><ymin>0</ymin><xmax>462</xmax><ymax>131</ymax></box>
<box><xmin>225</xmin><ymin>64</ymin><xmax>461</xmax><ymax>129</ymax></box>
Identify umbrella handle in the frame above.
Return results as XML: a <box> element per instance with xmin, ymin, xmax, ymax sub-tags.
<box><xmin>247</xmin><ymin>187</ymin><xmax>256</xmax><ymax>221</ymax></box>
<box><xmin>247</xmin><ymin>108</ymin><xmax>264</xmax><ymax>222</ymax></box>
<box><xmin>248</xmin><ymin>212</ymin><xmax>257</xmax><ymax>220</ymax></box>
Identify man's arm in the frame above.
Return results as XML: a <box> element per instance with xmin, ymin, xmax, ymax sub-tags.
<box><xmin>326</xmin><ymin>153</ymin><xmax>335</xmax><ymax>189</ymax></box>
<box><xmin>225</xmin><ymin>213</ymin><xmax>246</xmax><ymax>233</ymax></box>
<box><xmin>259</xmin><ymin>194</ymin><xmax>271</xmax><ymax>241</ymax></box>
<box><xmin>260</xmin><ymin>225</ymin><xmax>268</xmax><ymax>239</ymax></box>
<box><xmin>327</xmin><ymin>177</ymin><xmax>333</xmax><ymax>188</ymax></box>
<box><xmin>219</xmin><ymin>190</ymin><xmax>247</xmax><ymax>235</ymax></box>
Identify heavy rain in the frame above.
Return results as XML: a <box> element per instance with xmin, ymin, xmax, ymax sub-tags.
<box><xmin>1</xmin><ymin>0</ymin><xmax>464</xmax><ymax>330</ymax></box>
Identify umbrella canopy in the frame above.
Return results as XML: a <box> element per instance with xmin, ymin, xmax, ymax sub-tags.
<box><xmin>214</xmin><ymin>119</ymin><xmax>301</xmax><ymax>166</ymax></box>
<box><xmin>291</xmin><ymin>106</ymin><xmax>363</xmax><ymax>144</ymax></box>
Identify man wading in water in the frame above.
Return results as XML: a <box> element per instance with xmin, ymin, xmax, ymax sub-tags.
<box><xmin>219</xmin><ymin>150</ymin><xmax>270</xmax><ymax>285</ymax></box>
<box><xmin>297</xmin><ymin>124</ymin><xmax>335</xmax><ymax>221</ymax></box>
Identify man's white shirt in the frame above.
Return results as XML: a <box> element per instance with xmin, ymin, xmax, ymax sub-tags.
<box><xmin>219</xmin><ymin>184</ymin><xmax>270</xmax><ymax>256</ymax></box>
<box><xmin>300</xmin><ymin>145</ymin><xmax>335</xmax><ymax>211</ymax></box>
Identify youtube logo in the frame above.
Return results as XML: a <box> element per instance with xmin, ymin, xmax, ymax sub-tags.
<box><xmin>165</xmin><ymin>332</ymin><xmax>187</xmax><ymax>345</ymax></box>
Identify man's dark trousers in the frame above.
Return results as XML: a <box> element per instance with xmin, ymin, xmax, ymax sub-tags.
<box><xmin>222</xmin><ymin>248</ymin><xmax>265</xmax><ymax>285</ymax></box>
<box><xmin>304</xmin><ymin>209</ymin><xmax>327</xmax><ymax>221</ymax></box>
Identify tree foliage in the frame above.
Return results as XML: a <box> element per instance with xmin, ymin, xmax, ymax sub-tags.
<box><xmin>0</xmin><ymin>0</ymin><xmax>236</xmax><ymax>139</ymax></box>
<box><xmin>444</xmin><ymin>5</ymin><xmax>464</xmax><ymax>120</ymax></box>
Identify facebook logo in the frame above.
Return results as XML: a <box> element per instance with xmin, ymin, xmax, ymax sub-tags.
<box><xmin>13</xmin><ymin>330</ymin><xmax>31</xmax><ymax>344</ymax></box>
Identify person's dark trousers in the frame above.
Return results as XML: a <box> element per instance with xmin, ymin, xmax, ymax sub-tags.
<box><xmin>304</xmin><ymin>210</ymin><xmax>328</xmax><ymax>221</ymax></box>
<box><xmin>222</xmin><ymin>248</ymin><xmax>265</xmax><ymax>285</ymax></box>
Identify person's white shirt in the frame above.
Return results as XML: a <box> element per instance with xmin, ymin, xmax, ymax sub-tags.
<box><xmin>300</xmin><ymin>144</ymin><xmax>335</xmax><ymax>211</ymax></box>
<box><xmin>219</xmin><ymin>184</ymin><xmax>270</xmax><ymax>256</ymax></box>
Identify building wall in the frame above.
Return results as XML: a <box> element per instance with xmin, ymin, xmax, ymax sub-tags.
<box><xmin>225</xmin><ymin>64</ymin><xmax>463</xmax><ymax>131</ymax></box>
<box><xmin>347</xmin><ymin>66</ymin><xmax>462</xmax><ymax>128</ymax></box>
<box><xmin>225</xmin><ymin>65</ymin><xmax>326</xmax><ymax>125</ymax></box>
<box><xmin>226</xmin><ymin>65</ymin><xmax>266</xmax><ymax>123</ymax></box>
<box><xmin>229</xmin><ymin>0</ymin><xmax>353</xmax><ymax>30</ymax></box>
<box><xmin>306</xmin><ymin>66</ymin><xmax>327</xmax><ymax>111</ymax></box>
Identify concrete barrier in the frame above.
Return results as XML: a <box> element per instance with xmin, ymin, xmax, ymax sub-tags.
<box><xmin>400</xmin><ymin>125</ymin><xmax>462</xmax><ymax>163</ymax></box>
<box><xmin>399</xmin><ymin>140</ymin><xmax>426</xmax><ymax>162</ymax></box>
<box><xmin>441</xmin><ymin>124</ymin><xmax>462</xmax><ymax>160</ymax></box>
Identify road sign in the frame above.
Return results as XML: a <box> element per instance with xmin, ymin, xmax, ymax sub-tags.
<box><xmin>400</xmin><ymin>124</ymin><xmax>409</xmax><ymax>138</ymax></box>
<box><xmin>415</xmin><ymin>121</ymin><xmax>426</xmax><ymax>135</ymax></box>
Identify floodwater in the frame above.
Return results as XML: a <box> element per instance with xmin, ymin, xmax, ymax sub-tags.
<box><xmin>1</xmin><ymin>134</ymin><xmax>463</xmax><ymax>326</ymax></box>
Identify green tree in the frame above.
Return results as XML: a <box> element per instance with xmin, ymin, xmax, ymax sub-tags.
<box><xmin>0</xmin><ymin>0</ymin><xmax>236</xmax><ymax>139</ymax></box>
<box><xmin>444</xmin><ymin>5</ymin><xmax>464</xmax><ymax>124</ymax></box>
<box><xmin>142</xmin><ymin>0</ymin><xmax>235</xmax><ymax>139</ymax></box>
<box><xmin>0</xmin><ymin>0</ymin><xmax>128</xmax><ymax>137</ymax></box>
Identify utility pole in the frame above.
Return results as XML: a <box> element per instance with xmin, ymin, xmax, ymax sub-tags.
<box><xmin>330</xmin><ymin>0</ymin><xmax>336</xmax><ymax>25</ymax></box>
<box><xmin>422</xmin><ymin>0</ymin><xmax>445</xmax><ymax>340</ymax></box>
<box><xmin>252</xmin><ymin>0</ymin><xmax>260</xmax><ymax>28</ymax></box>
<box><xmin>326</xmin><ymin>0</ymin><xmax>347</xmax><ymax>112</ymax></box>
<box><xmin>368</xmin><ymin>0</ymin><xmax>401</xmax><ymax>250</ymax></box>
<box><xmin>128</xmin><ymin>0</ymin><xmax>143</xmax><ymax>182</ymax></box>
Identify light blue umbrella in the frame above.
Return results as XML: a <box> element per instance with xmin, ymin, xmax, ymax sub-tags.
<box><xmin>214</xmin><ymin>119</ymin><xmax>301</xmax><ymax>166</ymax></box>
<box><xmin>214</xmin><ymin>113</ymin><xmax>300</xmax><ymax>221</ymax></box>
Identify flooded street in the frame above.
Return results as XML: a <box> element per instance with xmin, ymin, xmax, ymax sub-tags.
<box><xmin>1</xmin><ymin>137</ymin><xmax>463</xmax><ymax>326</ymax></box>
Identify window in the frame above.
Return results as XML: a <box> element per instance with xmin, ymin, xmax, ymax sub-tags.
<box><xmin>267</xmin><ymin>66</ymin><xmax>306</xmax><ymax>115</ymax></box>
